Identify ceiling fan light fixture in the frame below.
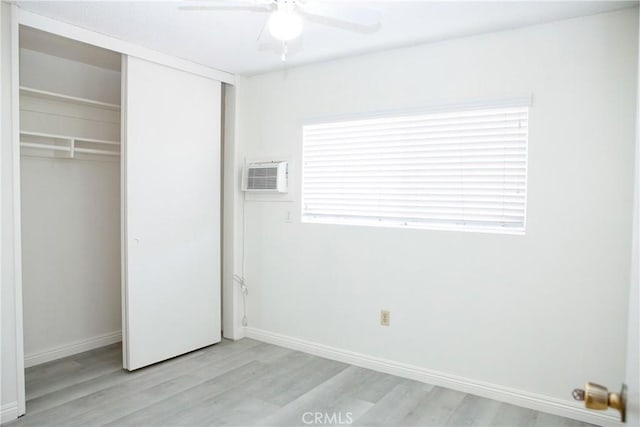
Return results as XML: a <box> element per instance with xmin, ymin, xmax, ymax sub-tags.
<box><xmin>268</xmin><ymin>10</ymin><xmax>303</xmax><ymax>41</ymax></box>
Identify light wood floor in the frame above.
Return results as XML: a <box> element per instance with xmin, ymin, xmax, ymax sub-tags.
<box><xmin>4</xmin><ymin>339</ymin><xmax>595</xmax><ymax>427</ymax></box>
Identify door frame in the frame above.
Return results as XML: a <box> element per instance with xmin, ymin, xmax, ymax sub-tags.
<box><xmin>8</xmin><ymin>2</ymin><xmax>26</xmax><ymax>417</ymax></box>
<box><xmin>7</xmin><ymin>6</ymin><xmax>237</xmax><ymax>417</ymax></box>
<box><xmin>625</xmin><ymin>12</ymin><xmax>640</xmax><ymax>424</ymax></box>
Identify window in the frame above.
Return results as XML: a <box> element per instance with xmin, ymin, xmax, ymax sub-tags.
<box><xmin>301</xmin><ymin>102</ymin><xmax>529</xmax><ymax>234</ymax></box>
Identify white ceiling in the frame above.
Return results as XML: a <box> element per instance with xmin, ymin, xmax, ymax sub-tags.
<box><xmin>15</xmin><ymin>1</ymin><xmax>638</xmax><ymax>75</ymax></box>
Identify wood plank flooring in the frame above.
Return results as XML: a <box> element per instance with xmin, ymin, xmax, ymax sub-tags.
<box><xmin>4</xmin><ymin>339</ymin><xmax>596</xmax><ymax>427</ymax></box>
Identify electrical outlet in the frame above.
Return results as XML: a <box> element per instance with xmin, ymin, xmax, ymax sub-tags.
<box><xmin>380</xmin><ymin>310</ymin><xmax>390</xmax><ymax>326</ymax></box>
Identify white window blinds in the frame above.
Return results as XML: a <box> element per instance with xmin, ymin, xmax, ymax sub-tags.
<box><xmin>302</xmin><ymin>104</ymin><xmax>529</xmax><ymax>234</ymax></box>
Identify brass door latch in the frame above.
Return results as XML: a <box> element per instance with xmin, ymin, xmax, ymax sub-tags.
<box><xmin>572</xmin><ymin>382</ymin><xmax>627</xmax><ymax>422</ymax></box>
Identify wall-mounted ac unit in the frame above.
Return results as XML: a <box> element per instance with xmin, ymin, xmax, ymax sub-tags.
<box><xmin>243</xmin><ymin>161</ymin><xmax>288</xmax><ymax>193</ymax></box>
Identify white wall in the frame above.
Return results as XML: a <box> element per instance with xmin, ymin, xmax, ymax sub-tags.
<box><xmin>237</xmin><ymin>8</ymin><xmax>638</xmax><ymax>422</ymax></box>
<box><xmin>20</xmin><ymin>158</ymin><xmax>121</xmax><ymax>361</ymax></box>
<box><xmin>19</xmin><ymin>48</ymin><xmax>121</xmax><ymax>364</ymax></box>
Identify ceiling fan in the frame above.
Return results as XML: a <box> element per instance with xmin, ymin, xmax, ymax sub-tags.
<box><xmin>180</xmin><ymin>0</ymin><xmax>381</xmax><ymax>61</ymax></box>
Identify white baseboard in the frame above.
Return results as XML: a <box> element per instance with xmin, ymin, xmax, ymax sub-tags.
<box><xmin>244</xmin><ymin>327</ymin><xmax>620</xmax><ymax>427</ymax></box>
<box><xmin>1</xmin><ymin>402</ymin><xmax>19</xmax><ymax>424</ymax></box>
<box><xmin>24</xmin><ymin>331</ymin><xmax>122</xmax><ymax>368</ymax></box>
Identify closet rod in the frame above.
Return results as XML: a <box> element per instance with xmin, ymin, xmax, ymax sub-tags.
<box><xmin>20</xmin><ymin>142</ymin><xmax>69</xmax><ymax>152</ymax></box>
<box><xmin>74</xmin><ymin>147</ymin><xmax>119</xmax><ymax>156</ymax></box>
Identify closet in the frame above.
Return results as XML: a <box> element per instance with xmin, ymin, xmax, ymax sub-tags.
<box><xmin>17</xmin><ymin>24</ymin><xmax>222</xmax><ymax>377</ymax></box>
<box><xmin>20</xmin><ymin>27</ymin><xmax>123</xmax><ymax>367</ymax></box>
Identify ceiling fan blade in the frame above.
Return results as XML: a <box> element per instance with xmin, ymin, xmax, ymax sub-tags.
<box><xmin>256</xmin><ymin>17</ymin><xmax>269</xmax><ymax>43</ymax></box>
<box><xmin>179</xmin><ymin>5</ymin><xmax>272</xmax><ymax>11</ymax></box>
<box><xmin>179</xmin><ymin>0</ymin><xmax>274</xmax><ymax>12</ymax></box>
<box><xmin>298</xmin><ymin>2</ymin><xmax>380</xmax><ymax>33</ymax></box>
<box><xmin>181</xmin><ymin>0</ymin><xmax>273</xmax><ymax>4</ymax></box>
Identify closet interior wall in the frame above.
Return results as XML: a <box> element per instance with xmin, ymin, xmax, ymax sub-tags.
<box><xmin>19</xmin><ymin>26</ymin><xmax>122</xmax><ymax>365</ymax></box>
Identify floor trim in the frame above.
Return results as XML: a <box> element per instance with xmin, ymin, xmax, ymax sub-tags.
<box><xmin>1</xmin><ymin>402</ymin><xmax>19</xmax><ymax>424</ymax></box>
<box><xmin>24</xmin><ymin>331</ymin><xmax>122</xmax><ymax>368</ymax></box>
<box><xmin>244</xmin><ymin>327</ymin><xmax>620</xmax><ymax>427</ymax></box>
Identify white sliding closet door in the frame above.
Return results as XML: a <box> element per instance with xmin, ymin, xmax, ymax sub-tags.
<box><xmin>122</xmin><ymin>56</ymin><xmax>221</xmax><ymax>370</ymax></box>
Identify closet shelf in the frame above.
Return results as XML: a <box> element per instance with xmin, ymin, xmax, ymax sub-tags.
<box><xmin>21</xmin><ymin>131</ymin><xmax>119</xmax><ymax>146</ymax></box>
<box><xmin>20</xmin><ymin>131</ymin><xmax>120</xmax><ymax>158</ymax></box>
<box><xmin>20</xmin><ymin>86</ymin><xmax>121</xmax><ymax>111</ymax></box>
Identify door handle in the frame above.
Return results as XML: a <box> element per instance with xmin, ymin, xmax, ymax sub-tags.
<box><xmin>572</xmin><ymin>382</ymin><xmax>627</xmax><ymax>422</ymax></box>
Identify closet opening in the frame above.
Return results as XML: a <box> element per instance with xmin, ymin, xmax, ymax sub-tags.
<box><xmin>19</xmin><ymin>25</ymin><xmax>124</xmax><ymax>394</ymax></box>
